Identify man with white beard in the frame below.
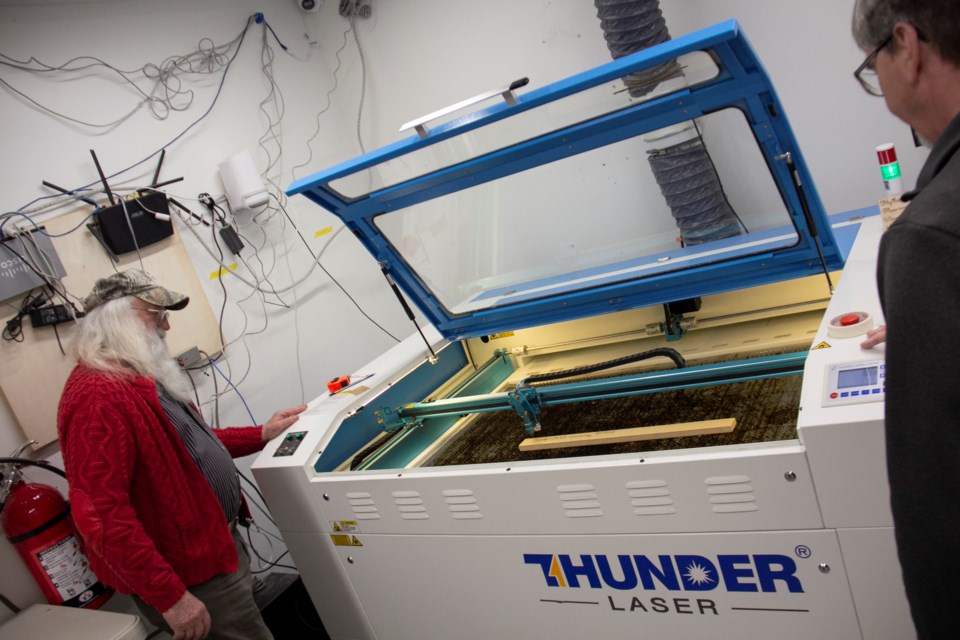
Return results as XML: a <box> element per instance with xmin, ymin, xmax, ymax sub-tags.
<box><xmin>57</xmin><ymin>269</ymin><xmax>307</xmax><ymax>640</ymax></box>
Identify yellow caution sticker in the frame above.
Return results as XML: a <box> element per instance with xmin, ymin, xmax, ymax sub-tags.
<box><xmin>351</xmin><ymin>535</ymin><xmax>363</xmax><ymax>547</ymax></box>
<box><xmin>488</xmin><ymin>331</ymin><xmax>515</xmax><ymax>340</ymax></box>
<box><xmin>210</xmin><ymin>264</ymin><xmax>237</xmax><ymax>280</ymax></box>
<box><xmin>314</xmin><ymin>226</ymin><xmax>333</xmax><ymax>238</ymax></box>
<box><xmin>812</xmin><ymin>342</ymin><xmax>832</xmax><ymax>350</ymax></box>
<box><xmin>339</xmin><ymin>385</ymin><xmax>370</xmax><ymax>396</ymax></box>
<box><xmin>330</xmin><ymin>534</ymin><xmax>352</xmax><ymax>546</ymax></box>
<box><xmin>332</xmin><ymin>520</ymin><xmax>360</xmax><ymax>533</ymax></box>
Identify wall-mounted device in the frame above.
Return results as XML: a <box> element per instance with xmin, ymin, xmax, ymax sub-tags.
<box><xmin>218</xmin><ymin>150</ymin><xmax>268</xmax><ymax>211</ymax></box>
<box><xmin>84</xmin><ymin>149</ymin><xmax>174</xmax><ymax>258</ymax></box>
<box><xmin>297</xmin><ymin>0</ymin><xmax>324</xmax><ymax>12</ymax></box>
<box><xmin>92</xmin><ymin>192</ymin><xmax>174</xmax><ymax>255</ymax></box>
<box><xmin>0</xmin><ymin>229</ymin><xmax>67</xmax><ymax>301</ymax></box>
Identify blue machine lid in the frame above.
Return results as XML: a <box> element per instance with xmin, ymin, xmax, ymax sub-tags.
<box><xmin>289</xmin><ymin>20</ymin><xmax>841</xmax><ymax>340</ymax></box>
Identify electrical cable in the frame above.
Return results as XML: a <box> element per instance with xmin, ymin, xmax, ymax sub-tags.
<box><xmin>198</xmin><ymin>197</ymin><xmax>229</xmax><ymax>348</ymax></box>
<box><xmin>517</xmin><ymin>347</ymin><xmax>686</xmax><ymax>387</ymax></box>
<box><xmin>118</xmin><ymin>198</ymin><xmax>146</xmax><ymax>272</ymax></box>
<box><xmin>174</xmin><ymin>208</ymin><xmax>347</xmax><ymax>295</ymax></box>
<box><xmin>0</xmin><ymin>27</ymin><xmax>248</xmax><ymax>126</ymax></box>
<box><xmin>238</xmin><ymin>471</ymin><xmax>276</xmax><ymax>526</ymax></box>
<box><xmin>238</xmin><ymin>253</ymin><xmax>289</xmax><ymax>308</ymax></box>
<box><xmin>256</xmin><ymin>24</ymin><xmax>286</xmax><ymax>191</ymax></box>
<box><xmin>1</xmin><ymin>208</ymin><xmax>99</xmax><ymax>239</ymax></box>
<box><xmin>14</xmin><ymin>14</ymin><xmax>256</xmax><ymax>216</ymax></box>
<box><xmin>209</xmin><ymin>359</ymin><xmax>257</xmax><ymax>425</ymax></box>
<box><xmin>209</xmin><ymin>351</ymin><xmax>221</xmax><ymax>428</ymax></box>
<box><xmin>0</xmin><ymin>593</ymin><xmax>20</xmax><ymax>615</ymax></box>
<box><xmin>0</xmin><ymin>75</ymin><xmax>144</xmax><ymax>130</ymax></box>
<box><xmin>14</xmin><ymin>231</ymin><xmax>59</xmax><ymax>285</ymax></box>
<box><xmin>2</xmin><ymin>289</ymin><xmax>46</xmax><ymax>343</ymax></box>
<box><xmin>280</xmin><ymin>211</ymin><xmax>307</xmax><ymax>403</ymax></box>
<box><xmin>186</xmin><ymin>368</ymin><xmax>202</xmax><ymax>411</ymax></box>
<box><xmin>249</xmin><ymin>543</ymin><xmax>295</xmax><ymax>573</ymax></box>
<box><xmin>52</xmin><ymin>321</ymin><xmax>65</xmax><ymax>356</ymax></box>
<box><xmin>1</xmin><ymin>232</ymin><xmax>81</xmax><ymax>310</ymax></box>
<box><xmin>349</xmin><ymin>11</ymin><xmax>368</xmax><ymax>156</ymax></box>
<box><xmin>291</xmin><ymin>23</ymin><xmax>353</xmax><ymax>180</ymax></box>
<box><xmin>242</xmin><ymin>515</ymin><xmax>277</xmax><ymax>569</ymax></box>
<box><xmin>258</xmin><ymin>15</ymin><xmax>289</xmax><ymax>52</ymax></box>
<box><xmin>236</xmin><ymin>487</ymin><xmax>297</xmax><ymax>573</ymax></box>
<box><xmin>273</xmin><ymin>195</ymin><xmax>401</xmax><ymax>343</ymax></box>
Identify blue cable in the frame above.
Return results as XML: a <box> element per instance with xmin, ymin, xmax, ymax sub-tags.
<box><xmin>1</xmin><ymin>209</ymin><xmax>102</xmax><ymax>238</ymax></box>
<box><xmin>209</xmin><ymin>359</ymin><xmax>258</xmax><ymax>425</ymax></box>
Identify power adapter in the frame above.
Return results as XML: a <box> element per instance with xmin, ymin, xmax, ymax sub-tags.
<box><xmin>219</xmin><ymin>226</ymin><xmax>244</xmax><ymax>255</ymax></box>
<box><xmin>29</xmin><ymin>304</ymin><xmax>75</xmax><ymax>328</ymax></box>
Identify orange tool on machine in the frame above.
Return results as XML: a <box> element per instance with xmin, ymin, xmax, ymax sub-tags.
<box><xmin>327</xmin><ymin>375</ymin><xmax>351</xmax><ymax>393</ymax></box>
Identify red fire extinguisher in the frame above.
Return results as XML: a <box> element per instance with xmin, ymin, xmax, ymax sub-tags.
<box><xmin>1</xmin><ymin>454</ymin><xmax>113</xmax><ymax>609</ymax></box>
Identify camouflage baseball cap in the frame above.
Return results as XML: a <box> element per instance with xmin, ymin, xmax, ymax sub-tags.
<box><xmin>83</xmin><ymin>269</ymin><xmax>189</xmax><ymax>313</ymax></box>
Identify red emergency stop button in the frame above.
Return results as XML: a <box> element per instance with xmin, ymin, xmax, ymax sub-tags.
<box><xmin>840</xmin><ymin>313</ymin><xmax>861</xmax><ymax>327</ymax></box>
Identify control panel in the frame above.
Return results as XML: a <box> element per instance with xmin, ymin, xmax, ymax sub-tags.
<box><xmin>822</xmin><ymin>359</ymin><xmax>885</xmax><ymax>407</ymax></box>
<box><xmin>273</xmin><ymin>431</ymin><xmax>308</xmax><ymax>457</ymax></box>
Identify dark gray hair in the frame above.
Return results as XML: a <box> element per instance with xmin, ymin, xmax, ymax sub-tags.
<box><xmin>852</xmin><ymin>0</ymin><xmax>960</xmax><ymax>65</ymax></box>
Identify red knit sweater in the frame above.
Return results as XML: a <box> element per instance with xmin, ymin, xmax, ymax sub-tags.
<box><xmin>57</xmin><ymin>365</ymin><xmax>265</xmax><ymax>613</ymax></box>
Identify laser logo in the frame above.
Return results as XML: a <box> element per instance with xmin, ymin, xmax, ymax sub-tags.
<box><xmin>523</xmin><ymin>553</ymin><xmax>804</xmax><ymax>593</ymax></box>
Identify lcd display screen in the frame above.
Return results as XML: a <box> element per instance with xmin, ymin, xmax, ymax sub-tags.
<box><xmin>837</xmin><ymin>367</ymin><xmax>878</xmax><ymax>389</ymax></box>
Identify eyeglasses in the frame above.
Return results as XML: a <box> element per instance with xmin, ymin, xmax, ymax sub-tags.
<box><xmin>854</xmin><ymin>35</ymin><xmax>893</xmax><ymax>96</ymax></box>
<box><xmin>133</xmin><ymin>306</ymin><xmax>169</xmax><ymax>325</ymax></box>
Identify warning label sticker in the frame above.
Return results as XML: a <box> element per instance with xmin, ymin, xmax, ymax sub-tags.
<box><xmin>35</xmin><ymin>535</ymin><xmax>99</xmax><ymax>601</ymax></box>
<box><xmin>332</xmin><ymin>520</ymin><xmax>360</xmax><ymax>533</ymax></box>
<box><xmin>812</xmin><ymin>342</ymin><xmax>831</xmax><ymax>350</ymax></box>
<box><xmin>330</xmin><ymin>534</ymin><xmax>364</xmax><ymax>547</ymax></box>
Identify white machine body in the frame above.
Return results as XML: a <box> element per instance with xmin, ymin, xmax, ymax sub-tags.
<box><xmin>253</xmin><ymin>215</ymin><xmax>914</xmax><ymax>639</ymax></box>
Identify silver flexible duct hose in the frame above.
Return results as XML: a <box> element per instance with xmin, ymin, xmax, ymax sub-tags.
<box><xmin>594</xmin><ymin>0</ymin><xmax>683</xmax><ymax>97</ymax></box>
<box><xmin>594</xmin><ymin>0</ymin><xmax>744</xmax><ymax>246</ymax></box>
<box><xmin>648</xmin><ymin>136</ymin><xmax>743</xmax><ymax>245</ymax></box>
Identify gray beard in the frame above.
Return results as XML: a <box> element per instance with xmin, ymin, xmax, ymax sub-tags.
<box><xmin>142</xmin><ymin>326</ymin><xmax>195</xmax><ymax>404</ymax></box>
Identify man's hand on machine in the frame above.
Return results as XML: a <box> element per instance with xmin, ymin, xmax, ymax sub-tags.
<box><xmin>262</xmin><ymin>404</ymin><xmax>309</xmax><ymax>442</ymax></box>
<box><xmin>163</xmin><ymin>591</ymin><xmax>211</xmax><ymax>640</ymax></box>
<box><xmin>860</xmin><ymin>325</ymin><xmax>887</xmax><ymax>349</ymax></box>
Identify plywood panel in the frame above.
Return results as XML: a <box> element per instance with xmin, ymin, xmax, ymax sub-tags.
<box><xmin>0</xmin><ymin>204</ymin><xmax>221</xmax><ymax>448</ymax></box>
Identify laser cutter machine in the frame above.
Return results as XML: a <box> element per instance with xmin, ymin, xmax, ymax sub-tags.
<box><xmin>253</xmin><ymin>21</ymin><xmax>914</xmax><ymax>639</ymax></box>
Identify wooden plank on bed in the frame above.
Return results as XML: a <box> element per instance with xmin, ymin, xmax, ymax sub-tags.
<box><xmin>518</xmin><ymin>418</ymin><xmax>737</xmax><ymax>452</ymax></box>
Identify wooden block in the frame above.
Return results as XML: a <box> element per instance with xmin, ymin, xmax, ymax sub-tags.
<box><xmin>878</xmin><ymin>195</ymin><xmax>909</xmax><ymax>230</ymax></box>
<box><xmin>518</xmin><ymin>418</ymin><xmax>737</xmax><ymax>452</ymax></box>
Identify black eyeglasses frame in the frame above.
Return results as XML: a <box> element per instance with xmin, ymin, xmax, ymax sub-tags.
<box><xmin>854</xmin><ymin>34</ymin><xmax>893</xmax><ymax>97</ymax></box>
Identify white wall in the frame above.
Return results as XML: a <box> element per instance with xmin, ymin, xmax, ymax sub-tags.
<box><xmin>659</xmin><ymin>0</ymin><xmax>927</xmax><ymax>210</ymax></box>
<box><xmin>0</xmin><ymin>0</ymin><xmax>923</xmax><ymax>625</ymax></box>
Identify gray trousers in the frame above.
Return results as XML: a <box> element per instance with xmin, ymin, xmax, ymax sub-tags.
<box><xmin>134</xmin><ymin>528</ymin><xmax>273</xmax><ymax>640</ymax></box>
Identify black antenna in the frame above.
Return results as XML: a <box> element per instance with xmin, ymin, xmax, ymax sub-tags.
<box><xmin>168</xmin><ymin>197</ymin><xmax>211</xmax><ymax>227</ymax></box>
<box><xmin>89</xmin><ymin>149</ymin><xmax>116</xmax><ymax>206</ymax></box>
<box><xmin>151</xmin><ymin>148</ymin><xmax>166</xmax><ymax>187</ymax></box>
<box><xmin>148</xmin><ymin>176</ymin><xmax>184</xmax><ymax>190</ymax></box>
<box><xmin>41</xmin><ymin>180</ymin><xmax>99</xmax><ymax>207</ymax></box>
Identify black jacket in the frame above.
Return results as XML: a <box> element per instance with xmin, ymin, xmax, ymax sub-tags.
<box><xmin>877</xmin><ymin>110</ymin><xmax>960</xmax><ymax>640</ymax></box>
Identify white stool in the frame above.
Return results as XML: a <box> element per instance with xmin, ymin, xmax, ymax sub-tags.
<box><xmin>0</xmin><ymin>604</ymin><xmax>147</xmax><ymax>640</ymax></box>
